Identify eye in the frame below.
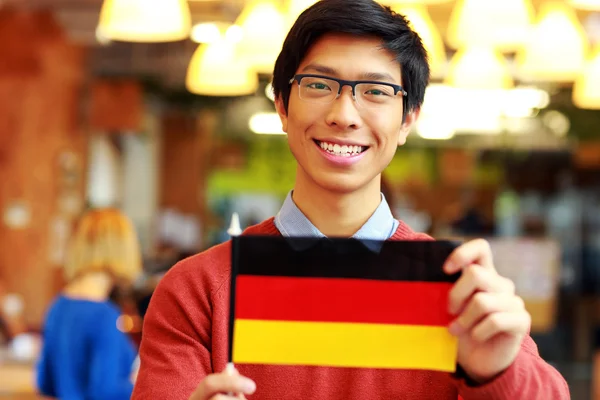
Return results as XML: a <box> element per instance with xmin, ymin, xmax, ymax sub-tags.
<box><xmin>364</xmin><ymin>86</ymin><xmax>393</xmax><ymax>96</ymax></box>
<box><xmin>307</xmin><ymin>82</ymin><xmax>331</xmax><ymax>91</ymax></box>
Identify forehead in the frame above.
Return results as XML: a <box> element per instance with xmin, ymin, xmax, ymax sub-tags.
<box><xmin>297</xmin><ymin>33</ymin><xmax>402</xmax><ymax>83</ymax></box>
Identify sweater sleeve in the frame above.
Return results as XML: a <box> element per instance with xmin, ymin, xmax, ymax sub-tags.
<box><xmin>454</xmin><ymin>335</ymin><xmax>570</xmax><ymax>399</ymax></box>
<box><xmin>87</xmin><ymin>308</ymin><xmax>135</xmax><ymax>400</ymax></box>
<box><xmin>132</xmin><ymin>258</ymin><xmax>217</xmax><ymax>400</ymax></box>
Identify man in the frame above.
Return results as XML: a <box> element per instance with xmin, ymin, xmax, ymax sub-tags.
<box><xmin>132</xmin><ymin>1</ymin><xmax>569</xmax><ymax>399</ymax></box>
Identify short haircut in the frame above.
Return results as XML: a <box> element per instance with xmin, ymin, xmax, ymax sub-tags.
<box><xmin>272</xmin><ymin>0</ymin><xmax>430</xmax><ymax>118</ymax></box>
<box><xmin>65</xmin><ymin>209</ymin><xmax>142</xmax><ymax>283</ymax></box>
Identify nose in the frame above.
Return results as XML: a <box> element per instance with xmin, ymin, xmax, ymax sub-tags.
<box><xmin>325</xmin><ymin>85</ymin><xmax>363</xmax><ymax>130</ymax></box>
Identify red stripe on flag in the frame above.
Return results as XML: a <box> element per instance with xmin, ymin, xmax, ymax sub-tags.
<box><xmin>235</xmin><ymin>275</ymin><xmax>453</xmax><ymax>326</ymax></box>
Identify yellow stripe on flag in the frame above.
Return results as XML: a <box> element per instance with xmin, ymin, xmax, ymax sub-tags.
<box><xmin>233</xmin><ymin>319</ymin><xmax>458</xmax><ymax>372</ymax></box>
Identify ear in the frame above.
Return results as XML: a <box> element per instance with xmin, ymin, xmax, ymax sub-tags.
<box><xmin>397</xmin><ymin>107</ymin><xmax>421</xmax><ymax>146</ymax></box>
<box><xmin>275</xmin><ymin>96</ymin><xmax>288</xmax><ymax>133</ymax></box>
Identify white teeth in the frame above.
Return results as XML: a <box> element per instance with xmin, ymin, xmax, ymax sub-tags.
<box><xmin>318</xmin><ymin>140</ymin><xmax>365</xmax><ymax>156</ymax></box>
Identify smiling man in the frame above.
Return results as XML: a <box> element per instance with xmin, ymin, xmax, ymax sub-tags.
<box><xmin>132</xmin><ymin>1</ymin><xmax>570</xmax><ymax>399</ymax></box>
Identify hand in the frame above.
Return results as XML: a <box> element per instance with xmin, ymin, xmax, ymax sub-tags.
<box><xmin>444</xmin><ymin>239</ymin><xmax>531</xmax><ymax>383</ymax></box>
<box><xmin>189</xmin><ymin>363</ymin><xmax>256</xmax><ymax>400</ymax></box>
<box><xmin>130</xmin><ymin>356</ymin><xmax>140</xmax><ymax>384</ymax></box>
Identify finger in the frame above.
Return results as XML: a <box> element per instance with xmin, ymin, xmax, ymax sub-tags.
<box><xmin>444</xmin><ymin>239</ymin><xmax>494</xmax><ymax>274</ymax></box>
<box><xmin>198</xmin><ymin>373</ymin><xmax>256</xmax><ymax>399</ymax></box>
<box><xmin>210</xmin><ymin>395</ymin><xmax>243</xmax><ymax>400</ymax></box>
<box><xmin>209</xmin><ymin>392</ymin><xmax>247</xmax><ymax>399</ymax></box>
<box><xmin>470</xmin><ymin>311</ymin><xmax>531</xmax><ymax>342</ymax></box>
<box><xmin>448</xmin><ymin>265</ymin><xmax>515</xmax><ymax>315</ymax></box>
<box><xmin>449</xmin><ymin>292</ymin><xmax>524</xmax><ymax>336</ymax></box>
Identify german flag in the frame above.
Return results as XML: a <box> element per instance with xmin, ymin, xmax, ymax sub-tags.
<box><xmin>229</xmin><ymin>236</ymin><xmax>460</xmax><ymax>372</ymax></box>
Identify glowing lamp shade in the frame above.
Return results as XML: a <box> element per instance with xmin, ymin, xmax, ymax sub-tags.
<box><xmin>445</xmin><ymin>46</ymin><xmax>513</xmax><ymax>90</ymax></box>
<box><xmin>393</xmin><ymin>5</ymin><xmax>446</xmax><ymax>77</ymax></box>
<box><xmin>516</xmin><ymin>2</ymin><xmax>589</xmax><ymax>82</ymax></box>
<box><xmin>186</xmin><ymin>41</ymin><xmax>259</xmax><ymax>97</ymax></box>
<box><xmin>446</xmin><ymin>0</ymin><xmax>535</xmax><ymax>52</ymax></box>
<box><xmin>235</xmin><ymin>0</ymin><xmax>287</xmax><ymax>74</ymax></box>
<box><xmin>97</xmin><ymin>0</ymin><xmax>191</xmax><ymax>43</ymax></box>
<box><xmin>573</xmin><ymin>47</ymin><xmax>600</xmax><ymax>109</ymax></box>
<box><xmin>569</xmin><ymin>0</ymin><xmax>600</xmax><ymax>10</ymax></box>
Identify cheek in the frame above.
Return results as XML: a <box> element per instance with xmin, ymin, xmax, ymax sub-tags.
<box><xmin>287</xmin><ymin>101</ymin><xmax>318</xmax><ymax>136</ymax></box>
<box><xmin>369</xmin><ymin>116</ymin><xmax>404</xmax><ymax>148</ymax></box>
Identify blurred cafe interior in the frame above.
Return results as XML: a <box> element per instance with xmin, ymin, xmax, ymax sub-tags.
<box><xmin>0</xmin><ymin>0</ymin><xmax>600</xmax><ymax>398</ymax></box>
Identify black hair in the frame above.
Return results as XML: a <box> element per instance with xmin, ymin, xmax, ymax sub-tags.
<box><xmin>272</xmin><ymin>0</ymin><xmax>430</xmax><ymax>117</ymax></box>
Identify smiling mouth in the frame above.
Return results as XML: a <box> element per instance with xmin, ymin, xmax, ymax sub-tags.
<box><xmin>314</xmin><ymin>140</ymin><xmax>369</xmax><ymax>157</ymax></box>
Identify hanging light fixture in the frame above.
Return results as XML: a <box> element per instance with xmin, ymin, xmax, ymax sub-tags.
<box><xmin>573</xmin><ymin>46</ymin><xmax>600</xmax><ymax>109</ymax></box>
<box><xmin>190</xmin><ymin>22</ymin><xmax>244</xmax><ymax>45</ymax></box>
<box><xmin>392</xmin><ymin>4</ymin><xmax>446</xmax><ymax>78</ymax></box>
<box><xmin>190</xmin><ymin>23</ymin><xmax>223</xmax><ymax>44</ymax></box>
<box><xmin>516</xmin><ymin>2</ymin><xmax>589</xmax><ymax>82</ymax></box>
<box><xmin>97</xmin><ymin>0</ymin><xmax>191</xmax><ymax>42</ymax></box>
<box><xmin>446</xmin><ymin>0</ymin><xmax>535</xmax><ymax>52</ymax></box>
<box><xmin>235</xmin><ymin>0</ymin><xmax>287</xmax><ymax>75</ymax></box>
<box><xmin>445</xmin><ymin>46</ymin><xmax>513</xmax><ymax>90</ymax></box>
<box><xmin>186</xmin><ymin>40</ymin><xmax>259</xmax><ymax>97</ymax></box>
<box><xmin>569</xmin><ymin>0</ymin><xmax>600</xmax><ymax>10</ymax></box>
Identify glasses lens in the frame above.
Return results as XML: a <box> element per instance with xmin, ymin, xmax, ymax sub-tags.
<box><xmin>355</xmin><ymin>83</ymin><xmax>398</xmax><ymax>107</ymax></box>
<box><xmin>298</xmin><ymin>77</ymin><xmax>339</xmax><ymax>103</ymax></box>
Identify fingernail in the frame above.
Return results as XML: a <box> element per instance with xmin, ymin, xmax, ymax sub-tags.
<box><xmin>242</xmin><ymin>378</ymin><xmax>256</xmax><ymax>393</ymax></box>
<box><xmin>448</xmin><ymin>321</ymin><xmax>461</xmax><ymax>336</ymax></box>
<box><xmin>444</xmin><ymin>262</ymin><xmax>454</xmax><ymax>273</ymax></box>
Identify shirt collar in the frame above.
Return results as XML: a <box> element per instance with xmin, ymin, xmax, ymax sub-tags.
<box><xmin>274</xmin><ymin>191</ymin><xmax>399</xmax><ymax>251</ymax></box>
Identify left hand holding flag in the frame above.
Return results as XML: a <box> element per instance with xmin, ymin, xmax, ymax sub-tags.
<box><xmin>443</xmin><ymin>239</ymin><xmax>531</xmax><ymax>384</ymax></box>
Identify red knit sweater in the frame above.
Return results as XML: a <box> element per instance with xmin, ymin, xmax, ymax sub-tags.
<box><xmin>132</xmin><ymin>218</ymin><xmax>569</xmax><ymax>400</ymax></box>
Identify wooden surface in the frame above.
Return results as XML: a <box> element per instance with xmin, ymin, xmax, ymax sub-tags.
<box><xmin>0</xmin><ymin>9</ymin><xmax>87</xmax><ymax>327</ymax></box>
<box><xmin>0</xmin><ymin>363</ymin><xmax>36</xmax><ymax>397</ymax></box>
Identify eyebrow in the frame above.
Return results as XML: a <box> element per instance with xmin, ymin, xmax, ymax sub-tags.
<box><xmin>300</xmin><ymin>63</ymin><xmax>399</xmax><ymax>84</ymax></box>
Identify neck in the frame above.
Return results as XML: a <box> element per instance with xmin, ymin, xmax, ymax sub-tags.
<box><xmin>292</xmin><ymin>169</ymin><xmax>382</xmax><ymax>237</ymax></box>
<box><xmin>63</xmin><ymin>272</ymin><xmax>113</xmax><ymax>302</ymax></box>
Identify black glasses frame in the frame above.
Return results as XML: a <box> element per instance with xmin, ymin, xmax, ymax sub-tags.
<box><xmin>289</xmin><ymin>74</ymin><xmax>408</xmax><ymax>98</ymax></box>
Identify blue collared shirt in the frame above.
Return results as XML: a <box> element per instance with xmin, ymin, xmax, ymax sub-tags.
<box><xmin>274</xmin><ymin>191</ymin><xmax>399</xmax><ymax>243</ymax></box>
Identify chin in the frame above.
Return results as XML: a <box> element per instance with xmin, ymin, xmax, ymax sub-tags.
<box><xmin>311</xmin><ymin>172</ymin><xmax>373</xmax><ymax>195</ymax></box>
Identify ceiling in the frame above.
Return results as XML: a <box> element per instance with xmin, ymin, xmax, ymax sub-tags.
<box><xmin>9</xmin><ymin>0</ymin><xmax>249</xmax><ymax>88</ymax></box>
<box><xmin>6</xmin><ymin>0</ymin><xmax>600</xmax><ymax>92</ymax></box>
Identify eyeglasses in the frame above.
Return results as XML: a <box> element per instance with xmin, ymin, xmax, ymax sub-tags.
<box><xmin>289</xmin><ymin>74</ymin><xmax>407</xmax><ymax>108</ymax></box>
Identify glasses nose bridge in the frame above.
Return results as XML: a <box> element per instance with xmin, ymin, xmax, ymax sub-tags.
<box><xmin>335</xmin><ymin>81</ymin><xmax>357</xmax><ymax>101</ymax></box>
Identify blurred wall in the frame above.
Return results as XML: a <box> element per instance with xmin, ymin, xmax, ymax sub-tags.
<box><xmin>0</xmin><ymin>10</ymin><xmax>87</xmax><ymax>327</ymax></box>
<box><xmin>160</xmin><ymin>109</ymin><xmax>217</xmax><ymax>247</ymax></box>
<box><xmin>122</xmin><ymin>102</ymin><xmax>162</xmax><ymax>254</ymax></box>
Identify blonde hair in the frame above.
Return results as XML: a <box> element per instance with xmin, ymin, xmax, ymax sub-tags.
<box><xmin>65</xmin><ymin>209</ymin><xmax>142</xmax><ymax>283</ymax></box>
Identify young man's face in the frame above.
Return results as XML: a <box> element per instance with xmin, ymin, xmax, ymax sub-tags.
<box><xmin>276</xmin><ymin>33</ymin><xmax>418</xmax><ymax>196</ymax></box>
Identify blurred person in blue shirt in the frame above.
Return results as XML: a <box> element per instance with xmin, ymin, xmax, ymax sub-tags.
<box><xmin>36</xmin><ymin>208</ymin><xmax>142</xmax><ymax>400</ymax></box>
